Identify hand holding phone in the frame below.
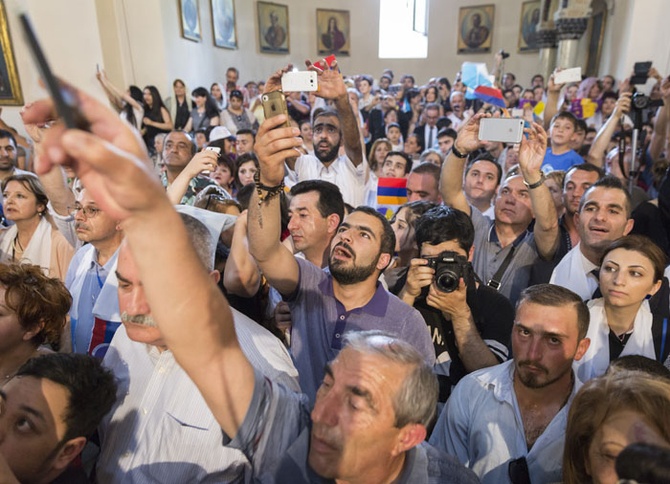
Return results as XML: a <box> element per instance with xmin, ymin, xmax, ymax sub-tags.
<box><xmin>20</xmin><ymin>14</ymin><xmax>90</xmax><ymax>131</ymax></box>
<box><xmin>553</xmin><ymin>67</ymin><xmax>582</xmax><ymax>85</ymax></box>
<box><xmin>261</xmin><ymin>91</ymin><xmax>291</xmax><ymax>129</ymax></box>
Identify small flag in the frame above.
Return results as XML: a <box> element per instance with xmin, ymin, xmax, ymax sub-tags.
<box><xmin>376</xmin><ymin>177</ymin><xmax>407</xmax><ymax>219</ymax></box>
<box><xmin>473</xmin><ymin>86</ymin><xmax>506</xmax><ymax>108</ymax></box>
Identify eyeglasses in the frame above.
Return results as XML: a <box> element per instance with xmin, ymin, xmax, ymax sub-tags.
<box><xmin>508</xmin><ymin>456</ymin><xmax>531</xmax><ymax>484</ymax></box>
<box><xmin>72</xmin><ymin>205</ymin><xmax>101</xmax><ymax>218</ymax></box>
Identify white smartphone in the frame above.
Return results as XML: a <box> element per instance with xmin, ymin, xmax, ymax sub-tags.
<box><xmin>478</xmin><ymin>118</ymin><xmax>525</xmax><ymax>144</ymax></box>
<box><xmin>281</xmin><ymin>71</ymin><xmax>318</xmax><ymax>92</ymax></box>
<box><xmin>202</xmin><ymin>146</ymin><xmax>221</xmax><ymax>175</ymax></box>
<box><xmin>554</xmin><ymin>67</ymin><xmax>582</xmax><ymax>85</ymax></box>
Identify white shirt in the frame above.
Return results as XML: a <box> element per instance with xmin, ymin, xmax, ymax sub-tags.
<box><xmin>429</xmin><ymin>360</ymin><xmax>580</xmax><ymax>484</ymax></box>
<box><xmin>97</xmin><ymin>309</ymin><xmax>299</xmax><ymax>483</ymax></box>
<box><xmin>292</xmin><ymin>154</ymin><xmax>367</xmax><ymax>207</ymax></box>
<box><xmin>550</xmin><ymin>244</ymin><xmax>599</xmax><ymax>301</ymax></box>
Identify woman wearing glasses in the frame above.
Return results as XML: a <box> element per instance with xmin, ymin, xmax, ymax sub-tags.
<box><xmin>0</xmin><ymin>263</ymin><xmax>71</xmax><ymax>382</ymax></box>
<box><xmin>0</xmin><ymin>175</ymin><xmax>73</xmax><ymax>282</ymax></box>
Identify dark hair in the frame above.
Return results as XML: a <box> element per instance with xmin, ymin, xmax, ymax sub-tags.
<box><xmin>0</xmin><ymin>129</ymin><xmax>17</xmax><ymax>147</ymax></box>
<box><xmin>123</xmin><ymin>86</ymin><xmax>144</xmax><ymax>129</ymax></box>
<box><xmin>423</xmin><ymin>102</ymin><xmax>440</xmax><ymax>114</ymax></box>
<box><xmin>415</xmin><ymin>205</ymin><xmax>475</xmax><ymax>253</ymax></box>
<box><xmin>358</xmin><ymin>75</ymin><xmax>373</xmax><ymax>86</ymax></box>
<box><xmin>616</xmin><ymin>443</ymin><xmax>670</xmax><ymax>484</ymax></box>
<box><xmin>517</xmin><ymin>284</ymin><xmax>590</xmax><ymax>339</ymax></box>
<box><xmin>143</xmin><ymin>85</ymin><xmax>167</xmax><ymax>119</ymax></box>
<box><xmin>550</xmin><ymin>111</ymin><xmax>579</xmax><ymax>131</ymax></box>
<box><xmin>234</xmin><ymin>153</ymin><xmax>259</xmax><ymax>190</ymax></box>
<box><xmin>391</xmin><ymin>200</ymin><xmax>438</xmax><ymax>229</ymax></box>
<box><xmin>410</xmin><ymin>161</ymin><xmax>440</xmax><ymax>184</ymax></box>
<box><xmin>314</xmin><ymin>108</ymin><xmax>340</xmax><ymax>125</ymax></box>
<box><xmin>437</xmin><ymin>128</ymin><xmax>457</xmax><ymax>140</ymax></box>
<box><xmin>579</xmin><ymin>175</ymin><xmax>633</xmax><ymax>217</ymax></box>
<box><xmin>601</xmin><ymin>91</ymin><xmax>618</xmax><ymax>103</ymax></box>
<box><xmin>0</xmin><ymin>263</ymin><xmax>71</xmax><ymax>347</ymax></box>
<box><xmin>601</xmin><ymin>235</ymin><xmax>667</xmax><ymax>282</ymax></box>
<box><xmin>608</xmin><ymin>355</ymin><xmax>670</xmax><ymax>381</ymax></box>
<box><xmin>574</xmin><ymin>118</ymin><xmax>588</xmax><ymax>133</ymax></box>
<box><xmin>290</xmin><ymin>180</ymin><xmax>344</xmax><ymax>225</ymax></box>
<box><xmin>438</xmin><ymin>77</ymin><xmax>451</xmax><ymax>90</ymax></box>
<box><xmin>436</xmin><ymin>116</ymin><xmax>452</xmax><ymax>131</ymax></box>
<box><xmin>229</xmin><ymin>89</ymin><xmax>243</xmax><ymax>100</ymax></box>
<box><xmin>406</xmin><ymin>133</ymin><xmax>424</xmax><ymax>152</ymax></box>
<box><xmin>349</xmin><ymin>206</ymin><xmax>396</xmax><ymax>257</ymax></box>
<box><xmin>16</xmin><ymin>353</ymin><xmax>117</xmax><ymax>442</ymax></box>
<box><xmin>383</xmin><ymin>151</ymin><xmax>412</xmax><ymax>175</ymax></box>
<box><xmin>465</xmin><ymin>156</ymin><xmax>503</xmax><ymax>186</ymax></box>
<box><xmin>404</xmin><ymin>88</ymin><xmax>421</xmax><ymax>103</ymax></box>
<box><xmin>191</xmin><ymin>87</ymin><xmax>220</xmax><ymax>119</ymax></box>
<box><xmin>564</xmin><ymin>163</ymin><xmax>604</xmax><ymax>188</ymax></box>
<box><xmin>235</xmin><ymin>128</ymin><xmax>255</xmax><ymax>140</ymax></box>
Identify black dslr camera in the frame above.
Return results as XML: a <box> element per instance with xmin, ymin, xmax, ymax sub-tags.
<box><xmin>424</xmin><ymin>251</ymin><xmax>473</xmax><ymax>293</ymax></box>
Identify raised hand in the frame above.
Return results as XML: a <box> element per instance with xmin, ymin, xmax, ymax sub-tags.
<box><xmin>306</xmin><ymin>58</ymin><xmax>347</xmax><ymax>100</ymax></box>
<box><xmin>453</xmin><ymin>112</ymin><xmax>489</xmax><ymax>154</ymax></box>
<box><xmin>518</xmin><ymin>122</ymin><xmax>548</xmax><ymax>179</ymax></box>
<box><xmin>253</xmin><ymin>114</ymin><xmax>302</xmax><ymax>186</ymax></box>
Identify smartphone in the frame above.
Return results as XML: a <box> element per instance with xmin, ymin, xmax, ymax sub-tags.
<box><xmin>19</xmin><ymin>14</ymin><xmax>90</xmax><ymax>131</ymax></box>
<box><xmin>631</xmin><ymin>61</ymin><xmax>652</xmax><ymax>85</ymax></box>
<box><xmin>281</xmin><ymin>71</ymin><xmax>318</xmax><ymax>92</ymax></box>
<box><xmin>554</xmin><ymin>67</ymin><xmax>582</xmax><ymax>85</ymax></box>
<box><xmin>202</xmin><ymin>146</ymin><xmax>221</xmax><ymax>175</ymax></box>
<box><xmin>478</xmin><ymin>118</ymin><xmax>525</xmax><ymax>144</ymax></box>
<box><xmin>261</xmin><ymin>91</ymin><xmax>290</xmax><ymax>128</ymax></box>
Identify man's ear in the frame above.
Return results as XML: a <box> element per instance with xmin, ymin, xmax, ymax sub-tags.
<box><xmin>208</xmin><ymin>269</ymin><xmax>221</xmax><ymax>285</ymax></box>
<box><xmin>377</xmin><ymin>252</ymin><xmax>392</xmax><ymax>271</ymax></box>
<box><xmin>468</xmin><ymin>245</ymin><xmax>475</xmax><ymax>263</ymax></box>
<box><xmin>51</xmin><ymin>437</ymin><xmax>86</xmax><ymax>472</ymax></box>
<box><xmin>574</xmin><ymin>337</ymin><xmax>591</xmax><ymax>362</ymax></box>
<box><xmin>623</xmin><ymin>218</ymin><xmax>634</xmax><ymax>236</ymax></box>
<box><xmin>392</xmin><ymin>424</ymin><xmax>427</xmax><ymax>456</ymax></box>
<box><xmin>326</xmin><ymin>214</ymin><xmax>341</xmax><ymax>235</ymax></box>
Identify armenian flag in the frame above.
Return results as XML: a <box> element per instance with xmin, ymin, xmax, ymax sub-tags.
<box><xmin>473</xmin><ymin>86</ymin><xmax>506</xmax><ymax>108</ymax></box>
<box><xmin>376</xmin><ymin>177</ymin><xmax>407</xmax><ymax>219</ymax></box>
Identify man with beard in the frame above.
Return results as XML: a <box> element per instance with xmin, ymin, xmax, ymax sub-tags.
<box><xmin>279</xmin><ymin>61</ymin><xmax>366</xmax><ymax>207</ymax></box>
<box><xmin>250</xmin><ymin>112</ymin><xmax>434</xmax><ymax>401</ymax></box>
<box><xmin>550</xmin><ymin>176</ymin><xmax>634</xmax><ymax>300</ymax></box>
<box><xmin>96</xmin><ymin>215</ymin><xmax>298</xmax><ymax>482</ymax></box>
<box><xmin>430</xmin><ymin>284</ymin><xmax>591</xmax><ymax>483</ymax></box>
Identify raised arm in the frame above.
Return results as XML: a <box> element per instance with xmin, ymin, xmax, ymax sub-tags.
<box><xmin>23</xmin><ymin>121</ymin><xmax>75</xmax><ymax>216</ymax></box>
<box><xmin>247</xmin><ymin>114</ymin><xmax>304</xmax><ymax>296</ymax></box>
<box><xmin>586</xmin><ymin>92</ymin><xmax>631</xmax><ymax>168</ymax></box>
<box><xmin>223</xmin><ymin>211</ymin><xmax>262</xmax><ymax>297</ymax></box>
<box><xmin>165</xmin><ymin>150</ymin><xmax>218</xmax><ymax>204</ymax></box>
<box><xmin>518</xmin><ymin>123</ymin><xmax>559</xmax><ymax>259</ymax></box>
<box><xmin>649</xmin><ymin>77</ymin><xmax>670</xmax><ymax>162</ymax></box>
<box><xmin>543</xmin><ymin>71</ymin><xmax>564</xmax><ymax>131</ymax></box>
<box><xmin>22</xmin><ymin>85</ymin><xmax>254</xmax><ymax>440</ymax></box>
<box><xmin>309</xmin><ymin>59</ymin><xmax>364</xmax><ymax>167</ymax></box>
<box><xmin>439</xmin><ymin>113</ymin><xmax>487</xmax><ymax>214</ymax></box>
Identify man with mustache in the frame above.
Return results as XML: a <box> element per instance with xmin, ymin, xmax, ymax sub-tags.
<box><xmin>250</xmin><ymin>75</ymin><xmax>434</xmax><ymax>400</ymax></box>
<box><xmin>430</xmin><ymin>284</ymin><xmax>591</xmax><ymax>483</ymax></box>
<box><xmin>95</xmin><ymin>213</ymin><xmax>299</xmax><ymax>482</ymax></box>
<box><xmin>550</xmin><ymin>176</ymin><xmax>634</xmax><ymax>300</ymax></box>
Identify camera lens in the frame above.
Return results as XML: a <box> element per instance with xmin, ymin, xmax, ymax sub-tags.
<box><xmin>435</xmin><ymin>270</ymin><xmax>460</xmax><ymax>292</ymax></box>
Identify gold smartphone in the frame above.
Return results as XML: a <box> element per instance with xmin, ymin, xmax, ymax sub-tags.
<box><xmin>261</xmin><ymin>91</ymin><xmax>291</xmax><ymax>128</ymax></box>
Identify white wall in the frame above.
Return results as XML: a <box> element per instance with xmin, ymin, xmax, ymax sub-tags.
<box><xmin>3</xmin><ymin>0</ymin><xmax>670</xmax><ymax>138</ymax></box>
<box><xmin>2</xmin><ymin>0</ymin><xmax>107</xmax><ymax>134</ymax></box>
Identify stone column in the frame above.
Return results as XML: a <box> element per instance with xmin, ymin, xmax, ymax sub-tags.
<box><xmin>554</xmin><ymin>0</ymin><xmax>592</xmax><ymax>69</ymax></box>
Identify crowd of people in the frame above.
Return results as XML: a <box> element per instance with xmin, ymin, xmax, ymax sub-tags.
<box><xmin>0</xmin><ymin>51</ymin><xmax>670</xmax><ymax>483</ymax></box>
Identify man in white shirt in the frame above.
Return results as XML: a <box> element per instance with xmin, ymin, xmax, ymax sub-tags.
<box><xmin>550</xmin><ymin>176</ymin><xmax>634</xmax><ymax>300</ymax></box>
<box><xmin>279</xmin><ymin>61</ymin><xmax>366</xmax><ymax>206</ymax></box>
<box><xmin>96</xmin><ymin>214</ymin><xmax>299</xmax><ymax>482</ymax></box>
<box><xmin>430</xmin><ymin>284</ymin><xmax>591</xmax><ymax>483</ymax></box>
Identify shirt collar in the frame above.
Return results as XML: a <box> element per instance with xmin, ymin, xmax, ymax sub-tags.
<box><xmin>318</xmin><ymin>272</ymin><xmax>389</xmax><ymax>317</ymax></box>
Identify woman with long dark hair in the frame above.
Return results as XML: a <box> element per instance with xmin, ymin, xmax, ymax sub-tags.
<box><xmin>95</xmin><ymin>68</ymin><xmax>144</xmax><ymax>131</ymax></box>
<box><xmin>184</xmin><ymin>87</ymin><xmax>221</xmax><ymax>133</ymax></box>
<box><xmin>141</xmin><ymin>85</ymin><xmax>173</xmax><ymax>155</ymax></box>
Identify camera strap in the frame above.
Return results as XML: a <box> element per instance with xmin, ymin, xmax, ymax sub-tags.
<box><xmin>487</xmin><ymin>246</ymin><xmax>516</xmax><ymax>291</ymax></box>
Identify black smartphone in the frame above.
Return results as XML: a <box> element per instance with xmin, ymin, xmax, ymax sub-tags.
<box><xmin>19</xmin><ymin>14</ymin><xmax>90</xmax><ymax>131</ymax></box>
<box><xmin>631</xmin><ymin>61</ymin><xmax>652</xmax><ymax>85</ymax></box>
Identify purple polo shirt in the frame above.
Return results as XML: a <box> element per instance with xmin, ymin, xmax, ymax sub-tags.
<box><xmin>286</xmin><ymin>258</ymin><xmax>435</xmax><ymax>402</ymax></box>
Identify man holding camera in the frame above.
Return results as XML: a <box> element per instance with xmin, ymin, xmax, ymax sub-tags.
<box><xmin>441</xmin><ymin>113</ymin><xmax>559</xmax><ymax>305</ymax></box>
<box><xmin>395</xmin><ymin>205</ymin><xmax>514</xmax><ymax>401</ymax></box>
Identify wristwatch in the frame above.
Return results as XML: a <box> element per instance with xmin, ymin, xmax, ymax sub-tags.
<box><xmin>523</xmin><ymin>172</ymin><xmax>546</xmax><ymax>189</ymax></box>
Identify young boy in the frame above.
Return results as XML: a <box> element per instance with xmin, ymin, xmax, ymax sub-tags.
<box><xmin>542</xmin><ymin>111</ymin><xmax>584</xmax><ymax>172</ymax></box>
<box><xmin>386</xmin><ymin>122</ymin><xmax>403</xmax><ymax>151</ymax></box>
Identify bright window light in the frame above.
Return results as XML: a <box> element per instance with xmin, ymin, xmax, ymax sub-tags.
<box><xmin>379</xmin><ymin>0</ymin><xmax>429</xmax><ymax>59</ymax></box>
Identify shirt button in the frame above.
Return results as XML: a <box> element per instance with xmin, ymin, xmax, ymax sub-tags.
<box><xmin>339</xmin><ymin>315</ymin><xmax>345</xmax><ymax>320</ymax></box>
<box><xmin>335</xmin><ymin>333</ymin><xmax>341</xmax><ymax>338</ymax></box>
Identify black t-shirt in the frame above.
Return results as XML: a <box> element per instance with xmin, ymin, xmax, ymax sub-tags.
<box><xmin>391</xmin><ymin>273</ymin><xmax>514</xmax><ymax>401</ymax></box>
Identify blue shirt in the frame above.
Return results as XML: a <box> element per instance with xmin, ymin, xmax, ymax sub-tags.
<box><xmin>541</xmin><ymin>147</ymin><xmax>583</xmax><ymax>173</ymax></box>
